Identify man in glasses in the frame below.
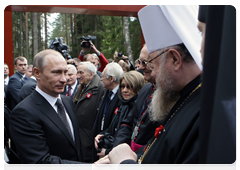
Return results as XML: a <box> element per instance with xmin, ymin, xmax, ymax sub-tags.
<box><xmin>96</xmin><ymin>5</ymin><xmax>202</xmax><ymax>164</ymax></box>
<box><xmin>137</xmin><ymin>44</ymin><xmax>156</xmax><ymax>84</ymax></box>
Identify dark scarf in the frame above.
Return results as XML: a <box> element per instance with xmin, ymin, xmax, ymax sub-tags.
<box><xmin>108</xmin><ymin>94</ymin><xmax>138</xmax><ymax>136</ymax></box>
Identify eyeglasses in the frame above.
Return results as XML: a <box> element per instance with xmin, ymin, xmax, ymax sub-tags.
<box><xmin>147</xmin><ymin>50</ymin><xmax>168</xmax><ymax>70</ymax></box>
<box><xmin>120</xmin><ymin>84</ymin><xmax>131</xmax><ymax>89</ymax></box>
<box><xmin>138</xmin><ymin>59</ymin><xmax>148</xmax><ymax>66</ymax></box>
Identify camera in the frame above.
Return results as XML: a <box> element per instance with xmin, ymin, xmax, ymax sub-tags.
<box><xmin>48</xmin><ymin>37</ymin><xmax>70</xmax><ymax>59</ymax></box>
<box><xmin>80</xmin><ymin>35</ymin><xmax>96</xmax><ymax>48</ymax></box>
<box><xmin>118</xmin><ymin>53</ymin><xmax>123</xmax><ymax>57</ymax></box>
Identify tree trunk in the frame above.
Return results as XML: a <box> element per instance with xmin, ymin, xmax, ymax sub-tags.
<box><xmin>70</xmin><ymin>14</ymin><xmax>74</xmax><ymax>56</ymax></box>
<box><xmin>74</xmin><ymin>14</ymin><xmax>79</xmax><ymax>54</ymax></box>
<box><xmin>44</xmin><ymin>13</ymin><xmax>48</xmax><ymax>49</ymax></box>
<box><xmin>20</xmin><ymin>12</ymin><xmax>22</xmax><ymax>56</ymax></box>
<box><xmin>123</xmin><ymin>17</ymin><xmax>133</xmax><ymax>63</ymax></box>
<box><xmin>32</xmin><ymin>12</ymin><xmax>38</xmax><ymax>56</ymax></box>
<box><xmin>38</xmin><ymin>13</ymin><xmax>42</xmax><ymax>51</ymax></box>
<box><xmin>65</xmin><ymin>14</ymin><xmax>68</xmax><ymax>45</ymax></box>
<box><xmin>95</xmin><ymin>15</ymin><xmax>97</xmax><ymax>47</ymax></box>
<box><xmin>81</xmin><ymin>15</ymin><xmax>84</xmax><ymax>34</ymax></box>
<box><xmin>25</xmin><ymin>12</ymin><xmax>29</xmax><ymax>62</ymax></box>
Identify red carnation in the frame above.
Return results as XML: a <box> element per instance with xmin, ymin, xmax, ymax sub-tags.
<box><xmin>155</xmin><ymin>125</ymin><xmax>164</xmax><ymax>138</ymax></box>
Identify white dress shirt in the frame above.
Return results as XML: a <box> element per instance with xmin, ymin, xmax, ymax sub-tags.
<box><xmin>4</xmin><ymin>76</ymin><xmax>9</xmax><ymax>85</ymax></box>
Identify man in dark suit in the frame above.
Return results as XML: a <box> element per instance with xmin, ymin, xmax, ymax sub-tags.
<box><xmin>6</xmin><ymin>56</ymin><xmax>29</xmax><ymax>110</ymax></box>
<box><xmin>9</xmin><ymin>49</ymin><xmax>83</xmax><ymax>164</ymax></box>
<box><xmin>62</xmin><ymin>64</ymin><xmax>79</xmax><ymax>100</ymax></box>
<box><xmin>18</xmin><ymin>76</ymin><xmax>37</xmax><ymax>103</ymax></box>
<box><xmin>92</xmin><ymin>62</ymin><xmax>123</xmax><ymax>162</ymax></box>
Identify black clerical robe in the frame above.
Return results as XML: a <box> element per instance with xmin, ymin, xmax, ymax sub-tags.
<box><xmin>122</xmin><ymin>75</ymin><xmax>202</xmax><ymax>164</ymax></box>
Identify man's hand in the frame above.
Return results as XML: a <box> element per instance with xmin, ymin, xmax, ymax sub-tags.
<box><xmin>94</xmin><ymin>134</ymin><xmax>104</xmax><ymax>150</ymax></box>
<box><xmin>114</xmin><ymin>51</ymin><xmax>118</xmax><ymax>62</ymax></box>
<box><xmin>94</xmin><ymin>155</ymin><xmax>110</xmax><ymax>164</ymax></box>
<box><xmin>66</xmin><ymin>59</ymin><xmax>75</xmax><ymax>65</ymax></box>
<box><xmin>90</xmin><ymin>42</ymin><xmax>100</xmax><ymax>55</ymax></box>
<box><xmin>92</xmin><ymin>163</ymin><xmax>113</xmax><ymax>170</ymax></box>
<box><xmin>121</xmin><ymin>55</ymin><xmax>129</xmax><ymax>64</ymax></box>
<box><xmin>108</xmin><ymin>143</ymin><xmax>137</xmax><ymax>164</ymax></box>
<box><xmin>97</xmin><ymin>148</ymin><xmax>106</xmax><ymax>158</ymax></box>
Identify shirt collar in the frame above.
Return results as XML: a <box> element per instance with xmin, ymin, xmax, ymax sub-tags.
<box><xmin>67</xmin><ymin>80</ymin><xmax>78</xmax><ymax>90</ymax></box>
<box><xmin>35</xmin><ymin>86</ymin><xmax>60</xmax><ymax>109</ymax></box>
<box><xmin>111</xmin><ymin>85</ymin><xmax>119</xmax><ymax>95</ymax></box>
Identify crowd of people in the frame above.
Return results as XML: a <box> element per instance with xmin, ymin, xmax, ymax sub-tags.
<box><xmin>4</xmin><ymin>5</ymin><xmax>235</xmax><ymax>165</ymax></box>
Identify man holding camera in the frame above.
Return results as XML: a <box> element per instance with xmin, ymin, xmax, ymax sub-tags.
<box><xmin>113</xmin><ymin>51</ymin><xmax>135</xmax><ymax>70</ymax></box>
<box><xmin>78</xmin><ymin>42</ymin><xmax>108</xmax><ymax>72</ymax></box>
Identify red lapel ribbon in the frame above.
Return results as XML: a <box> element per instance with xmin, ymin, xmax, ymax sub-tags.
<box><xmin>86</xmin><ymin>93</ymin><xmax>91</xmax><ymax>98</ymax></box>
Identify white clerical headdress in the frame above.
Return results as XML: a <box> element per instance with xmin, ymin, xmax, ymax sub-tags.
<box><xmin>138</xmin><ymin>5</ymin><xmax>202</xmax><ymax>71</ymax></box>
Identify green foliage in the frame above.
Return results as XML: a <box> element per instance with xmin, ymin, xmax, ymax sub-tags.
<box><xmin>12</xmin><ymin>12</ymin><xmax>50</xmax><ymax>64</ymax></box>
<box><xmin>12</xmin><ymin>12</ymin><xmax>142</xmax><ymax>64</ymax></box>
<box><xmin>98</xmin><ymin>16</ymin><xmax>126</xmax><ymax>59</ymax></box>
<box><xmin>129</xmin><ymin>18</ymin><xmax>141</xmax><ymax>62</ymax></box>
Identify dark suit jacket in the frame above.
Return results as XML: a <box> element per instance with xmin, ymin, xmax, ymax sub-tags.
<box><xmin>62</xmin><ymin>79</ymin><xmax>79</xmax><ymax>100</ymax></box>
<box><xmin>92</xmin><ymin>89</ymin><xmax>121</xmax><ymax>162</ymax></box>
<box><xmin>6</xmin><ymin>72</ymin><xmax>28</xmax><ymax>110</ymax></box>
<box><xmin>9</xmin><ymin>90</ymin><xmax>83</xmax><ymax>164</ymax></box>
<box><xmin>18</xmin><ymin>78</ymin><xmax>37</xmax><ymax>103</ymax></box>
<box><xmin>4</xmin><ymin>84</ymin><xmax>7</xmax><ymax>99</ymax></box>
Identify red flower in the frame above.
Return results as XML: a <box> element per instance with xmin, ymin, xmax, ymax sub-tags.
<box><xmin>155</xmin><ymin>125</ymin><xmax>164</xmax><ymax>138</ymax></box>
<box><xmin>86</xmin><ymin>93</ymin><xmax>91</xmax><ymax>98</ymax></box>
<box><xmin>114</xmin><ymin>108</ymin><xmax>119</xmax><ymax>114</ymax></box>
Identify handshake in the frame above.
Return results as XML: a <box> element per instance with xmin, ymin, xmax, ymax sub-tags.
<box><xmin>93</xmin><ymin>143</ymin><xmax>137</xmax><ymax>170</ymax></box>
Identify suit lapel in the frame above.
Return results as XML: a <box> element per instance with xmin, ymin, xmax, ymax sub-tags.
<box><xmin>71</xmin><ymin>81</ymin><xmax>79</xmax><ymax>99</ymax></box>
<box><xmin>32</xmin><ymin>91</ymin><xmax>76</xmax><ymax>148</ymax></box>
<box><xmin>61</xmin><ymin>95</ymin><xmax>82</xmax><ymax>160</ymax></box>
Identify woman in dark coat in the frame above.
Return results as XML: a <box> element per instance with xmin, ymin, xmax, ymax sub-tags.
<box><xmin>94</xmin><ymin>71</ymin><xmax>146</xmax><ymax>159</ymax></box>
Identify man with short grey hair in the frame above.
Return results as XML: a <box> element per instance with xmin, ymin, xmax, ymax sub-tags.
<box><xmin>62</xmin><ymin>64</ymin><xmax>79</xmax><ymax>99</ymax></box>
<box><xmin>74</xmin><ymin>61</ymin><xmax>105</xmax><ymax>163</ymax></box>
<box><xmin>92</xmin><ymin>62</ymin><xmax>124</xmax><ymax>162</ymax></box>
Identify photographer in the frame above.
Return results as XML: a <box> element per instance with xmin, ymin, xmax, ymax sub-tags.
<box><xmin>78</xmin><ymin>42</ymin><xmax>108</xmax><ymax>72</ymax></box>
<box><xmin>113</xmin><ymin>51</ymin><xmax>135</xmax><ymax>70</ymax></box>
<box><xmin>49</xmin><ymin>37</ymin><xmax>77</xmax><ymax>68</ymax></box>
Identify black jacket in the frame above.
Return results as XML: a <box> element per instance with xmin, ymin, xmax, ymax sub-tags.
<box><xmin>100</xmin><ymin>95</ymin><xmax>138</xmax><ymax>155</ymax></box>
<box><xmin>92</xmin><ymin>89</ymin><xmax>121</xmax><ymax>162</ymax></box>
<box><xmin>113</xmin><ymin>83</ymin><xmax>159</xmax><ymax>148</ymax></box>
<box><xmin>9</xmin><ymin>91</ymin><xmax>83</xmax><ymax>163</ymax></box>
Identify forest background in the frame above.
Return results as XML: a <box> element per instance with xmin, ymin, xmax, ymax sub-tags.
<box><xmin>12</xmin><ymin>12</ymin><xmax>142</xmax><ymax>65</ymax></box>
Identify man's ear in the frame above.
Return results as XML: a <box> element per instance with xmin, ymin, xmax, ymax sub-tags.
<box><xmin>169</xmin><ymin>49</ymin><xmax>182</xmax><ymax>71</ymax></box>
<box><xmin>33</xmin><ymin>67</ymin><xmax>40</xmax><ymax>80</ymax></box>
<box><xmin>90</xmin><ymin>72</ymin><xmax>94</xmax><ymax>79</ymax></box>
<box><xmin>109</xmin><ymin>76</ymin><xmax>115</xmax><ymax>83</ymax></box>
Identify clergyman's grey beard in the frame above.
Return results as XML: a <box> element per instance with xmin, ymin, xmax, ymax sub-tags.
<box><xmin>149</xmin><ymin>86</ymin><xmax>179</xmax><ymax>122</ymax></box>
<box><xmin>149</xmin><ymin>59</ymin><xmax>179</xmax><ymax>122</ymax></box>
